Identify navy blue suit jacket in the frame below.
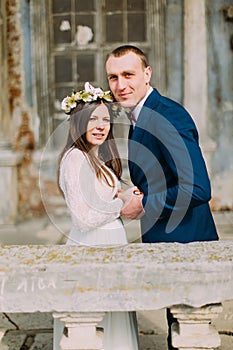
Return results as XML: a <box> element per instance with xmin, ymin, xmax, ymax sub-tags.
<box><xmin>128</xmin><ymin>89</ymin><xmax>218</xmax><ymax>243</ymax></box>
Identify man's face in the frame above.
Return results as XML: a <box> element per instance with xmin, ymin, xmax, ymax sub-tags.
<box><xmin>106</xmin><ymin>52</ymin><xmax>152</xmax><ymax>108</ymax></box>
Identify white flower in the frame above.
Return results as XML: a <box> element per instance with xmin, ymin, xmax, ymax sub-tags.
<box><xmin>85</xmin><ymin>82</ymin><xmax>104</xmax><ymax>100</ymax></box>
<box><xmin>84</xmin><ymin>82</ymin><xmax>94</xmax><ymax>93</ymax></box>
<box><xmin>103</xmin><ymin>92</ymin><xmax>113</xmax><ymax>102</ymax></box>
<box><xmin>95</xmin><ymin>89</ymin><xmax>104</xmax><ymax>98</ymax></box>
<box><xmin>61</xmin><ymin>96</ymin><xmax>76</xmax><ymax>113</ymax></box>
<box><xmin>61</xmin><ymin>82</ymin><xmax>113</xmax><ymax>114</ymax></box>
<box><xmin>81</xmin><ymin>91</ymin><xmax>94</xmax><ymax>102</ymax></box>
<box><xmin>61</xmin><ymin>97</ymin><xmax>70</xmax><ymax>111</ymax></box>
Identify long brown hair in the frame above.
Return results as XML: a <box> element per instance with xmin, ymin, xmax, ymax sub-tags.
<box><xmin>58</xmin><ymin>100</ymin><xmax>122</xmax><ymax>194</ymax></box>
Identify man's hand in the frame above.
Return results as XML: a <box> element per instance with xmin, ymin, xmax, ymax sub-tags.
<box><xmin>117</xmin><ymin>187</ymin><xmax>144</xmax><ymax>219</ymax></box>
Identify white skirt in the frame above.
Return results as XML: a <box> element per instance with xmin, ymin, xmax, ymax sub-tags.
<box><xmin>53</xmin><ymin>219</ymin><xmax>139</xmax><ymax>349</ymax></box>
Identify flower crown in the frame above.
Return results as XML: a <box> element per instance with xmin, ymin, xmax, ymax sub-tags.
<box><xmin>61</xmin><ymin>82</ymin><xmax>113</xmax><ymax>115</ymax></box>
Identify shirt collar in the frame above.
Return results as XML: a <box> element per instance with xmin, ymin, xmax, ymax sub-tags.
<box><xmin>132</xmin><ymin>86</ymin><xmax>153</xmax><ymax>122</ymax></box>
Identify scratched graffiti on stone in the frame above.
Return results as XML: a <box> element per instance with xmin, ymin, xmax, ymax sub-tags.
<box><xmin>0</xmin><ymin>276</ymin><xmax>56</xmax><ymax>296</ymax></box>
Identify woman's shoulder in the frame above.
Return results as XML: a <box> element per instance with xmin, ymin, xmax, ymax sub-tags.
<box><xmin>62</xmin><ymin>147</ymin><xmax>86</xmax><ymax>164</ymax></box>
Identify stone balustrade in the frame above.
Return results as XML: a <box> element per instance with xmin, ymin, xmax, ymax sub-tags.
<box><xmin>0</xmin><ymin>241</ymin><xmax>233</xmax><ymax>349</ymax></box>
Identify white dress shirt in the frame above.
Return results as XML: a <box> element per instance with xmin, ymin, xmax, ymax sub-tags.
<box><xmin>131</xmin><ymin>86</ymin><xmax>153</xmax><ymax>126</ymax></box>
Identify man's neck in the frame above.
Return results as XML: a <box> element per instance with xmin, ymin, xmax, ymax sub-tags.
<box><xmin>134</xmin><ymin>85</ymin><xmax>153</xmax><ymax>106</ymax></box>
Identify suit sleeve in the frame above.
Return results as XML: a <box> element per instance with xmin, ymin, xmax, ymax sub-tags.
<box><xmin>141</xmin><ymin>106</ymin><xmax>212</xmax><ymax>221</ymax></box>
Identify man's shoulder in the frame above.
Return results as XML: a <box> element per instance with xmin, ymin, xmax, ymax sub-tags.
<box><xmin>147</xmin><ymin>89</ymin><xmax>190</xmax><ymax>116</ymax></box>
<box><xmin>152</xmin><ymin>89</ymin><xmax>184</xmax><ymax>109</ymax></box>
<box><xmin>145</xmin><ymin>89</ymin><xmax>197</xmax><ymax>131</ymax></box>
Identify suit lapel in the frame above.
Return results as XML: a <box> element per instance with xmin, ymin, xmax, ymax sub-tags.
<box><xmin>128</xmin><ymin>108</ymin><xmax>152</xmax><ymax>175</ymax></box>
<box><xmin>128</xmin><ymin>89</ymin><xmax>161</xmax><ymax>175</ymax></box>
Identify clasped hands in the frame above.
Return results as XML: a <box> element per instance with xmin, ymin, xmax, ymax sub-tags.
<box><xmin>116</xmin><ymin>186</ymin><xmax>144</xmax><ymax>220</ymax></box>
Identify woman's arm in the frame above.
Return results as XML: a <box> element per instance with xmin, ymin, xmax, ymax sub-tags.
<box><xmin>60</xmin><ymin>149</ymin><xmax>123</xmax><ymax>232</ymax></box>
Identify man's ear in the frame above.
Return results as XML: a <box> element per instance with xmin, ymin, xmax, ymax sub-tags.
<box><xmin>144</xmin><ymin>66</ymin><xmax>152</xmax><ymax>83</ymax></box>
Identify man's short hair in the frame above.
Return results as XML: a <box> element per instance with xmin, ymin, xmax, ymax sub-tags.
<box><xmin>106</xmin><ymin>45</ymin><xmax>148</xmax><ymax>68</ymax></box>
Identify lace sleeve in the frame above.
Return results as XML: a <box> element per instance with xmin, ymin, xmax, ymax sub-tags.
<box><xmin>60</xmin><ymin>149</ymin><xmax>123</xmax><ymax>232</ymax></box>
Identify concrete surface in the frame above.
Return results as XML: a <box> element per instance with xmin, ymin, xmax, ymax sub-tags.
<box><xmin>0</xmin><ymin>211</ymin><xmax>232</xmax><ymax>349</ymax></box>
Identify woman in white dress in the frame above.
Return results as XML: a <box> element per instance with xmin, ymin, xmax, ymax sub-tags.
<box><xmin>54</xmin><ymin>83</ymin><xmax>140</xmax><ymax>349</ymax></box>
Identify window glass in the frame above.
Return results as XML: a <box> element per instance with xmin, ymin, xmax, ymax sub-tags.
<box><xmin>55</xmin><ymin>86</ymin><xmax>73</xmax><ymax>102</ymax></box>
<box><xmin>105</xmin><ymin>0</ymin><xmax>123</xmax><ymax>11</ymax></box>
<box><xmin>77</xmin><ymin>55</ymin><xmax>95</xmax><ymax>82</ymax></box>
<box><xmin>128</xmin><ymin>13</ymin><xmax>146</xmax><ymax>41</ymax></box>
<box><xmin>55</xmin><ymin>56</ymin><xmax>72</xmax><ymax>83</ymax></box>
<box><xmin>76</xmin><ymin>14</ymin><xmax>94</xmax><ymax>28</ymax></box>
<box><xmin>106</xmin><ymin>14</ymin><xmax>123</xmax><ymax>42</ymax></box>
<box><xmin>75</xmin><ymin>0</ymin><xmax>95</xmax><ymax>11</ymax></box>
<box><xmin>53</xmin><ymin>15</ymin><xmax>72</xmax><ymax>45</ymax></box>
<box><xmin>52</xmin><ymin>0</ymin><xmax>71</xmax><ymax>13</ymax></box>
<box><xmin>127</xmin><ymin>0</ymin><xmax>145</xmax><ymax>11</ymax></box>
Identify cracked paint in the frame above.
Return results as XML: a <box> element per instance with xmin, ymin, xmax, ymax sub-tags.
<box><xmin>76</xmin><ymin>25</ymin><xmax>93</xmax><ymax>46</ymax></box>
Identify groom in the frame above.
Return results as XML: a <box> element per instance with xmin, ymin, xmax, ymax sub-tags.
<box><xmin>105</xmin><ymin>45</ymin><xmax>218</xmax><ymax>350</ymax></box>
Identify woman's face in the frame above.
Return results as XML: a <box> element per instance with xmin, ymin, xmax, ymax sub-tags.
<box><xmin>86</xmin><ymin>103</ymin><xmax>111</xmax><ymax>149</ymax></box>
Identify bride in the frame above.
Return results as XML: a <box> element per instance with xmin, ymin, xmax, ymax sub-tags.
<box><xmin>54</xmin><ymin>82</ymin><xmax>140</xmax><ymax>349</ymax></box>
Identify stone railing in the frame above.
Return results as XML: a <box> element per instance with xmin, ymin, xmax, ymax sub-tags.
<box><xmin>0</xmin><ymin>241</ymin><xmax>233</xmax><ymax>349</ymax></box>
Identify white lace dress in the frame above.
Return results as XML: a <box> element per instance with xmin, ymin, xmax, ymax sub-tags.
<box><xmin>54</xmin><ymin>148</ymin><xmax>139</xmax><ymax>350</ymax></box>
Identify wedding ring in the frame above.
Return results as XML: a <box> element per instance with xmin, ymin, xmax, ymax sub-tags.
<box><xmin>133</xmin><ymin>190</ymin><xmax>142</xmax><ymax>195</ymax></box>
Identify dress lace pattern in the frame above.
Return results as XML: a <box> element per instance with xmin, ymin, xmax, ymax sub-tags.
<box><xmin>60</xmin><ymin>148</ymin><xmax>123</xmax><ymax>232</ymax></box>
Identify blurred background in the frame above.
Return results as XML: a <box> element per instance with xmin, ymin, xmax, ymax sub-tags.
<box><xmin>0</xmin><ymin>0</ymin><xmax>232</xmax><ymax>242</ymax></box>
<box><xmin>0</xmin><ymin>2</ymin><xmax>233</xmax><ymax>348</ymax></box>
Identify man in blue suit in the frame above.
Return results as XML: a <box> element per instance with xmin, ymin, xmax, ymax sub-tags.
<box><xmin>106</xmin><ymin>45</ymin><xmax>218</xmax><ymax>350</ymax></box>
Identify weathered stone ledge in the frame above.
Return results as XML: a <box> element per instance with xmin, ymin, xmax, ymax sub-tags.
<box><xmin>0</xmin><ymin>241</ymin><xmax>232</xmax><ymax>313</ymax></box>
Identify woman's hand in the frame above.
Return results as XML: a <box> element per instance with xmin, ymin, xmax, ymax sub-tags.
<box><xmin>116</xmin><ymin>187</ymin><xmax>144</xmax><ymax>219</ymax></box>
<box><xmin>116</xmin><ymin>186</ymin><xmax>143</xmax><ymax>200</ymax></box>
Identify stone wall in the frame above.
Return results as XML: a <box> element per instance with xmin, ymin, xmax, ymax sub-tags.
<box><xmin>4</xmin><ymin>0</ymin><xmax>44</xmax><ymax>220</ymax></box>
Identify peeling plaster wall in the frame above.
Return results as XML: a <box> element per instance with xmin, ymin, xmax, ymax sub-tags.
<box><xmin>6</xmin><ymin>0</ymin><xmax>44</xmax><ymax>219</ymax></box>
<box><xmin>0</xmin><ymin>0</ymin><xmax>10</xmax><ymax>142</ymax></box>
<box><xmin>19</xmin><ymin>0</ymin><xmax>33</xmax><ymax>107</ymax></box>
<box><xmin>6</xmin><ymin>0</ymin><xmax>23</xmax><ymax>118</ymax></box>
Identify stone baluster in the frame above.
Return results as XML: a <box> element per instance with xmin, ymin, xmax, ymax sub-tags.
<box><xmin>170</xmin><ymin>303</ymin><xmax>223</xmax><ymax>350</ymax></box>
<box><xmin>53</xmin><ymin>312</ymin><xmax>105</xmax><ymax>350</ymax></box>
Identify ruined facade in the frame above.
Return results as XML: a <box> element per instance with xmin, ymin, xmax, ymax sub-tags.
<box><xmin>0</xmin><ymin>0</ymin><xmax>232</xmax><ymax>225</ymax></box>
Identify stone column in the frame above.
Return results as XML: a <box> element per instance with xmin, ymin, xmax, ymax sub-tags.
<box><xmin>0</xmin><ymin>147</ymin><xmax>23</xmax><ymax>225</ymax></box>
<box><xmin>54</xmin><ymin>312</ymin><xmax>105</xmax><ymax>350</ymax></box>
<box><xmin>170</xmin><ymin>303</ymin><xmax>223</xmax><ymax>350</ymax></box>
<box><xmin>148</xmin><ymin>0</ymin><xmax>166</xmax><ymax>93</ymax></box>
<box><xmin>0</xmin><ymin>1</ymin><xmax>23</xmax><ymax>226</ymax></box>
<box><xmin>183</xmin><ymin>0</ymin><xmax>216</xmax><ymax>174</ymax></box>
